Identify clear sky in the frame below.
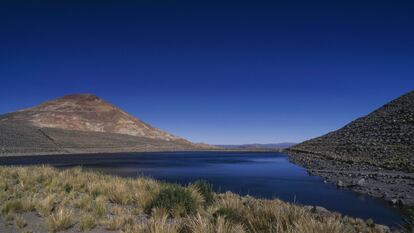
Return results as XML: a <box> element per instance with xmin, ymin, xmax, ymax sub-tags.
<box><xmin>0</xmin><ymin>0</ymin><xmax>413</xmax><ymax>144</ymax></box>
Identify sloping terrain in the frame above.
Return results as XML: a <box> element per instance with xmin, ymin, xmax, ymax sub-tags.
<box><xmin>0</xmin><ymin>94</ymin><xmax>182</xmax><ymax>141</ymax></box>
<box><xmin>288</xmin><ymin>90</ymin><xmax>414</xmax><ymax>171</ymax></box>
<box><xmin>0</xmin><ymin>123</ymin><xmax>62</xmax><ymax>155</ymax></box>
<box><xmin>0</xmin><ymin>94</ymin><xmax>213</xmax><ymax>155</ymax></box>
<box><xmin>287</xmin><ymin>90</ymin><xmax>414</xmax><ymax>205</ymax></box>
<box><xmin>0</xmin><ymin>123</ymin><xmax>201</xmax><ymax>156</ymax></box>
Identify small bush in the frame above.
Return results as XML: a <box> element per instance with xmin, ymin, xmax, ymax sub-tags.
<box><xmin>148</xmin><ymin>185</ymin><xmax>198</xmax><ymax>217</ymax></box>
<box><xmin>191</xmin><ymin>180</ymin><xmax>215</xmax><ymax>205</ymax></box>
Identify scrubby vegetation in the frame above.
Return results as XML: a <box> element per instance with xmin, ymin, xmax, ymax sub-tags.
<box><xmin>0</xmin><ymin>166</ymin><xmax>393</xmax><ymax>232</ymax></box>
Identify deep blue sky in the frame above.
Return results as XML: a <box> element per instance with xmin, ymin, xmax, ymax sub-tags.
<box><xmin>0</xmin><ymin>0</ymin><xmax>413</xmax><ymax>144</ymax></box>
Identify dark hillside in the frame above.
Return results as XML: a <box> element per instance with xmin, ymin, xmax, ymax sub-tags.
<box><xmin>288</xmin><ymin>90</ymin><xmax>414</xmax><ymax>171</ymax></box>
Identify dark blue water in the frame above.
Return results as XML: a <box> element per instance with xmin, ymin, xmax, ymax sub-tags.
<box><xmin>0</xmin><ymin>152</ymin><xmax>403</xmax><ymax>226</ymax></box>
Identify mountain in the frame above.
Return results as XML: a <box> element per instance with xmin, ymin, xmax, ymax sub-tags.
<box><xmin>288</xmin><ymin>90</ymin><xmax>414</xmax><ymax>171</ymax></box>
<box><xmin>217</xmin><ymin>143</ymin><xmax>296</xmax><ymax>150</ymax></box>
<box><xmin>0</xmin><ymin>94</ymin><xmax>181</xmax><ymax>141</ymax></box>
<box><xmin>0</xmin><ymin>94</ymin><xmax>211</xmax><ymax>155</ymax></box>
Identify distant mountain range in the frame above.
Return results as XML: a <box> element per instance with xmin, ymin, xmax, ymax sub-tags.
<box><xmin>288</xmin><ymin>90</ymin><xmax>414</xmax><ymax>171</ymax></box>
<box><xmin>0</xmin><ymin>94</ymin><xmax>214</xmax><ymax>155</ymax></box>
<box><xmin>217</xmin><ymin>143</ymin><xmax>297</xmax><ymax>150</ymax></box>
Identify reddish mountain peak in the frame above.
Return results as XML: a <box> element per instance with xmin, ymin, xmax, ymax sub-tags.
<box><xmin>59</xmin><ymin>93</ymin><xmax>101</xmax><ymax>101</ymax></box>
<box><xmin>0</xmin><ymin>94</ymin><xmax>184</xmax><ymax>142</ymax></box>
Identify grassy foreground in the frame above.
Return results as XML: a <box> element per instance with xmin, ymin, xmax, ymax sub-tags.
<box><xmin>0</xmin><ymin>166</ymin><xmax>394</xmax><ymax>233</ymax></box>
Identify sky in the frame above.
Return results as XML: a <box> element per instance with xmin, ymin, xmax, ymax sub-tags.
<box><xmin>0</xmin><ymin>0</ymin><xmax>413</xmax><ymax>144</ymax></box>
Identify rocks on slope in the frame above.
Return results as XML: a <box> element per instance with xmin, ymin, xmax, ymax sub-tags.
<box><xmin>287</xmin><ymin>90</ymin><xmax>414</xmax><ymax>205</ymax></box>
<box><xmin>289</xmin><ymin>90</ymin><xmax>414</xmax><ymax>172</ymax></box>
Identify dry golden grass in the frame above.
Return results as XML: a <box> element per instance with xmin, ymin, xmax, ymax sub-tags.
<box><xmin>92</xmin><ymin>195</ymin><xmax>108</xmax><ymax>218</ymax></box>
<box><xmin>0</xmin><ymin>166</ymin><xmax>392</xmax><ymax>233</ymax></box>
<box><xmin>127</xmin><ymin>211</ymin><xmax>182</xmax><ymax>233</ymax></box>
<box><xmin>35</xmin><ymin>194</ymin><xmax>56</xmax><ymax>217</ymax></box>
<box><xmin>15</xmin><ymin>215</ymin><xmax>28</xmax><ymax>229</ymax></box>
<box><xmin>185</xmin><ymin>214</ymin><xmax>245</xmax><ymax>233</ymax></box>
<box><xmin>105</xmin><ymin>181</ymin><xmax>133</xmax><ymax>205</ymax></box>
<box><xmin>79</xmin><ymin>213</ymin><xmax>96</xmax><ymax>231</ymax></box>
<box><xmin>1</xmin><ymin>199</ymin><xmax>24</xmax><ymax>214</ymax></box>
<box><xmin>102</xmin><ymin>215</ymin><xmax>127</xmax><ymax>231</ymax></box>
<box><xmin>74</xmin><ymin>195</ymin><xmax>93</xmax><ymax>211</ymax></box>
<box><xmin>47</xmin><ymin>207</ymin><xmax>75</xmax><ymax>232</ymax></box>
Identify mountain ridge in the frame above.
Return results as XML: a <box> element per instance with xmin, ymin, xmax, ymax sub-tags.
<box><xmin>217</xmin><ymin>143</ymin><xmax>297</xmax><ymax>150</ymax></box>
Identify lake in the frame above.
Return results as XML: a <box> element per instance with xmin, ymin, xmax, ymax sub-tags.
<box><xmin>0</xmin><ymin>151</ymin><xmax>403</xmax><ymax>226</ymax></box>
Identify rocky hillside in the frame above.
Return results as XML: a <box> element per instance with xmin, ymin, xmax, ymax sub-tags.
<box><xmin>0</xmin><ymin>94</ymin><xmax>212</xmax><ymax>155</ymax></box>
<box><xmin>288</xmin><ymin>90</ymin><xmax>414</xmax><ymax>172</ymax></box>
<box><xmin>0</xmin><ymin>94</ymin><xmax>181</xmax><ymax>141</ymax></box>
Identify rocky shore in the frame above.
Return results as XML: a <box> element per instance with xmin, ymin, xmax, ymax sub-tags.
<box><xmin>288</xmin><ymin>151</ymin><xmax>414</xmax><ymax>207</ymax></box>
<box><xmin>286</xmin><ymin>91</ymin><xmax>414</xmax><ymax>207</ymax></box>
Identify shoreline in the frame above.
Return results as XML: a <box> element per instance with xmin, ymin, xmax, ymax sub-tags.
<box><xmin>0</xmin><ymin>166</ymin><xmax>398</xmax><ymax>233</ymax></box>
<box><xmin>0</xmin><ymin>148</ymin><xmax>282</xmax><ymax>158</ymax></box>
<box><xmin>286</xmin><ymin>151</ymin><xmax>414</xmax><ymax>207</ymax></box>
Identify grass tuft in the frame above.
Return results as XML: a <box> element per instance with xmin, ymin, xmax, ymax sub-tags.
<box><xmin>35</xmin><ymin>194</ymin><xmax>55</xmax><ymax>217</ymax></box>
<box><xmin>15</xmin><ymin>215</ymin><xmax>28</xmax><ymax>229</ymax></box>
<box><xmin>105</xmin><ymin>182</ymin><xmax>132</xmax><ymax>205</ymax></box>
<box><xmin>1</xmin><ymin>200</ymin><xmax>24</xmax><ymax>214</ymax></box>
<box><xmin>79</xmin><ymin>213</ymin><xmax>96</xmax><ymax>231</ymax></box>
<box><xmin>47</xmin><ymin>207</ymin><xmax>75</xmax><ymax>232</ymax></box>
<box><xmin>148</xmin><ymin>184</ymin><xmax>200</xmax><ymax>217</ymax></box>
<box><xmin>92</xmin><ymin>196</ymin><xmax>107</xmax><ymax>218</ymax></box>
<box><xmin>146</xmin><ymin>211</ymin><xmax>182</xmax><ymax>233</ymax></box>
<box><xmin>191</xmin><ymin>180</ymin><xmax>215</xmax><ymax>205</ymax></box>
<box><xmin>185</xmin><ymin>213</ymin><xmax>245</xmax><ymax>233</ymax></box>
